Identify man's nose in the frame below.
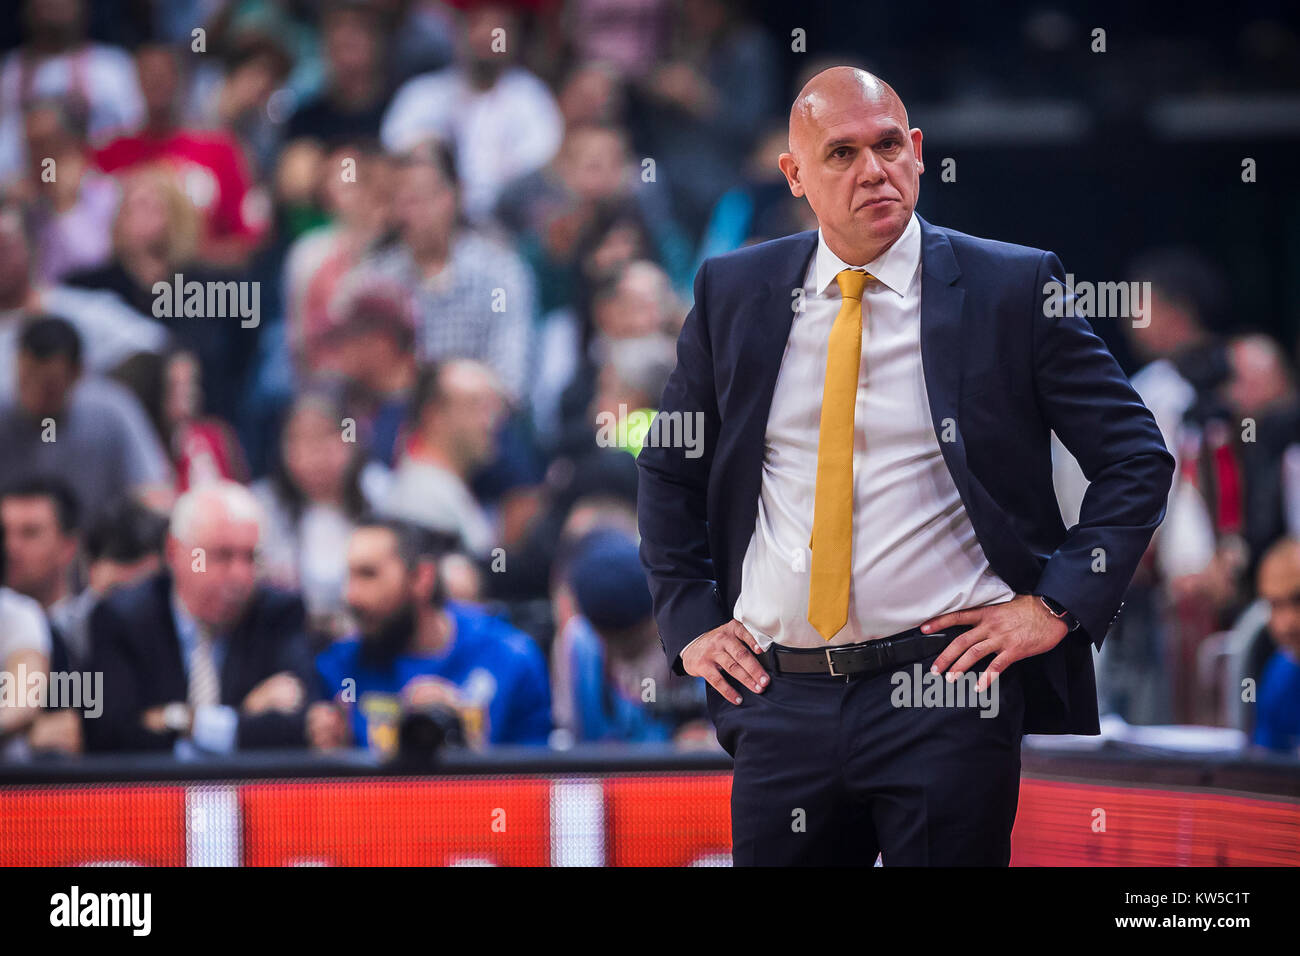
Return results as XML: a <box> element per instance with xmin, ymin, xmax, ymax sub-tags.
<box><xmin>856</xmin><ymin>149</ymin><xmax>886</xmax><ymax>184</ymax></box>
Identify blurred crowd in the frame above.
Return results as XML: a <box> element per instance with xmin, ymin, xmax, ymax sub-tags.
<box><xmin>0</xmin><ymin>0</ymin><xmax>1296</xmax><ymax>762</ymax></box>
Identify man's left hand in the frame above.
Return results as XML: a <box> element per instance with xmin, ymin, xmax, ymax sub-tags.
<box><xmin>919</xmin><ymin>594</ymin><xmax>1069</xmax><ymax>692</ymax></box>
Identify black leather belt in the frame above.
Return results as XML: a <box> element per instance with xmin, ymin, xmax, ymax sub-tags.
<box><xmin>757</xmin><ymin>624</ymin><xmax>973</xmax><ymax>680</ymax></box>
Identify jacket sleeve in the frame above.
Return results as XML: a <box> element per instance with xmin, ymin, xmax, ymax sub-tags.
<box><xmin>84</xmin><ymin>601</ymin><xmax>175</xmax><ymax>753</ymax></box>
<box><xmin>636</xmin><ymin>260</ymin><xmax>730</xmax><ymax>675</ymax></box>
<box><xmin>234</xmin><ymin>596</ymin><xmax>313</xmax><ymax>749</ymax></box>
<box><xmin>1029</xmin><ymin>251</ymin><xmax>1176</xmax><ymax>647</ymax></box>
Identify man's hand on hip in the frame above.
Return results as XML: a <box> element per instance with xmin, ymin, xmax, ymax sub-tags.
<box><xmin>681</xmin><ymin>620</ymin><xmax>769</xmax><ymax>705</ymax></box>
<box><xmin>919</xmin><ymin>594</ymin><xmax>1068</xmax><ymax>692</ymax></box>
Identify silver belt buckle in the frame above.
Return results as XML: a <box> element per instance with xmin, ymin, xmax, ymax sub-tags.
<box><xmin>824</xmin><ymin>647</ymin><xmax>843</xmax><ymax>678</ymax></box>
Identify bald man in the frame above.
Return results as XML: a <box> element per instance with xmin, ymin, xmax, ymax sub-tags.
<box><xmin>637</xmin><ymin>67</ymin><xmax>1175</xmax><ymax>865</ymax></box>
<box><xmin>85</xmin><ymin>482</ymin><xmax>316</xmax><ymax>754</ymax></box>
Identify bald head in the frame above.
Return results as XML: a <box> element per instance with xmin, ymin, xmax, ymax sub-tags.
<box><xmin>1259</xmin><ymin>538</ymin><xmax>1300</xmax><ymax>654</ymax></box>
<box><xmin>789</xmin><ymin>68</ymin><xmax>908</xmax><ymax>157</ymax></box>
<box><xmin>778</xmin><ymin>67</ymin><xmax>922</xmax><ymax>265</ymax></box>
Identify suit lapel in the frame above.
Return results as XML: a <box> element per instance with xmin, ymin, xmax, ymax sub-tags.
<box><xmin>734</xmin><ymin>231</ymin><xmax>819</xmax><ymax>453</ymax></box>
<box><xmin>915</xmin><ymin>215</ymin><xmax>974</xmax><ymax>511</ymax></box>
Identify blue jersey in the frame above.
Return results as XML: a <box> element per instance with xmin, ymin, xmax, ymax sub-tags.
<box><xmin>317</xmin><ymin>602</ymin><xmax>552</xmax><ymax>750</ymax></box>
<box><xmin>1254</xmin><ymin>648</ymin><xmax>1300</xmax><ymax>753</ymax></box>
<box><xmin>564</xmin><ymin>615</ymin><xmax>674</xmax><ymax>744</ymax></box>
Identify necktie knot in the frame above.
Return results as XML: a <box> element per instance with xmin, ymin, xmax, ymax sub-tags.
<box><xmin>836</xmin><ymin>268</ymin><xmax>872</xmax><ymax>301</ymax></box>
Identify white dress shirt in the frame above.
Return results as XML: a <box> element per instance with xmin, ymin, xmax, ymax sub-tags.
<box><xmin>721</xmin><ymin>213</ymin><xmax>1016</xmax><ymax>652</ymax></box>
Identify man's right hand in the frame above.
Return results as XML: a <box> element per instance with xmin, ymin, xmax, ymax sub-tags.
<box><xmin>681</xmin><ymin>619</ymin><xmax>769</xmax><ymax>705</ymax></box>
<box><xmin>241</xmin><ymin>672</ymin><xmax>306</xmax><ymax>716</ymax></box>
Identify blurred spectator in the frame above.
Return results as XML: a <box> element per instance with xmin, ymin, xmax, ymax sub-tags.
<box><xmin>94</xmin><ymin>42</ymin><xmax>268</xmax><ymax>267</ymax></box>
<box><xmin>10</xmin><ymin>97</ymin><xmax>119</xmax><ymax>283</ymax></box>
<box><xmin>0</xmin><ymin>316</ymin><xmax>173</xmax><ymax>524</ymax></box>
<box><xmin>252</xmin><ymin>390</ymin><xmax>387</xmax><ymax>643</ymax></box>
<box><xmin>0</xmin><ymin>474</ymin><xmax>79</xmax><ymax>631</ymax></box>
<box><xmin>548</xmin><ymin>257</ymin><xmax>679</xmax><ymax>454</ymax></box>
<box><xmin>695</xmin><ymin>123</ymin><xmax>818</xmax><ymax>263</ymax></box>
<box><xmin>380</xmin><ymin>3</ymin><xmax>564</xmax><ymax>222</ymax></box>
<box><xmin>190</xmin><ymin>29</ymin><xmax>294</xmax><ymax>180</ymax></box>
<box><xmin>283</xmin><ymin>141</ymin><xmax>396</xmax><ymax>378</ymax></box>
<box><xmin>1</xmin><ymin>474</ymin><xmax>93</xmax><ymax>756</ymax></box>
<box><xmin>0</xmin><ymin>595</ymin><xmax>51</xmax><ymax>759</ymax></box>
<box><xmin>351</xmin><ymin>141</ymin><xmax>535</xmax><ymax>399</ymax></box>
<box><xmin>0</xmin><ymin>0</ymin><xmax>145</xmax><ymax>182</ymax></box>
<box><xmin>285</xmin><ymin>3</ymin><xmax>392</xmax><ymax>148</ymax></box>
<box><xmin>550</xmin><ymin>527</ymin><xmax>707</xmax><ymax>745</ymax></box>
<box><xmin>67</xmin><ymin>166</ymin><xmax>260</xmax><ymax>422</ymax></box>
<box><xmin>1252</xmin><ymin>537</ymin><xmax>1300</xmax><ymax>753</ymax></box>
<box><xmin>626</xmin><ymin>0</ymin><xmax>779</xmax><ymax>237</ymax></box>
<box><xmin>62</xmin><ymin>164</ymin><xmax>198</xmax><ymax>315</ymax></box>
<box><xmin>484</xmin><ymin>447</ymin><xmax>639</xmax><ymax>605</ymax></box>
<box><xmin>374</xmin><ymin>0</ymin><xmax>457</xmax><ymax>87</ymax></box>
<box><xmin>52</xmin><ymin>497</ymin><xmax>167</xmax><ymax>668</ymax></box>
<box><xmin>312</xmin><ymin>518</ymin><xmax>552</xmax><ymax>752</ymax></box>
<box><xmin>0</xmin><ymin>507</ymin><xmax>52</xmax><ymax>760</ymax></box>
<box><xmin>85</xmin><ymin>481</ymin><xmax>315</xmax><ymax>755</ymax></box>
<box><xmin>0</xmin><ymin>203</ymin><xmax>167</xmax><ymax>395</ymax></box>
<box><xmin>317</xmin><ymin>285</ymin><xmax>417</xmax><ymax>467</ymax></box>
<box><xmin>497</xmin><ymin>121</ymin><xmax>691</xmax><ymax>315</ymax></box>
<box><xmin>110</xmin><ymin>347</ymin><xmax>248</xmax><ymax>492</ymax></box>
<box><xmin>1056</xmin><ymin>247</ymin><xmax>1238</xmax><ymax>724</ymax></box>
<box><xmin>1224</xmin><ymin>333</ymin><xmax>1299</xmax><ymax>580</ymax></box>
<box><xmin>382</xmin><ymin>359</ymin><xmax>503</xmax><ymax>557</ymax></box>
<box><xmin>553</xmin><ymin>59</ymin><xmax>623</xmax><ymax>128</ymax></box>
<box><xmin>562</xmin><ymin>0</ymin><xmax>672</xmax><ymax>81</ymax></box>
<box><xmin>200</xmin><ymin>0</ymin><xmax>323</xmax><ymax>107</ymax></box>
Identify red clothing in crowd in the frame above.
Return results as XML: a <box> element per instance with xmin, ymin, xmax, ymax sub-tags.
<box><xmin>94</xmin><ymin>130</ymin><xmax>267</xmax><ymax>248</ymax></box>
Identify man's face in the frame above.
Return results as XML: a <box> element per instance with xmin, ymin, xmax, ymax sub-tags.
<box><xmin>1259</xmin><ymin>554</ymin><xmax>1300</xmax><ymax>655</ymax></box>
<box><xmin>345</xmin><ymin>527</ymin><xmax>417</xmax><ymax>637</ymax></box>
<box><xmin>434</xmin><ymin>370</ymin><xmax>504</xmax><ymax>468</ymax></box>
<box><xmin>324</xmin><ymin>11</ymin><xmax>378</xmax><ymax>78</ymax></box>
<box><xmin>136</xmin><ymin>47</ymin><xmax>179</xmax><ymax>121</ymax></box>
<box><xmin>1</xmin><ymin>496</ymin><xmax>74</xmax><ymax>598</ymax></box>
<box><xmin>168</xmin><ymin>512</ymin><xmax>260</xmax><ymax>631</ymax></box>
<box><xmin>564</xmin><ymin>128</ymin><xmax>627</xmax><ymax>202</ymax></box>
<box><xmin>16</xmin><ymin>353</ymin><xmax>77</xmax><ymax>419</ymax></box>
<box><xmin>395</xmin><ymin>163</ymin><xmax>457</xmax><ymax>252</ymax></box>
<box><xmin>0</xmin><ymin>213</ymin><xmax>32</xmax><ymax>303</ymax></box>
<box><xmin>779</xmin><ymin>87</ymin><xmax>923</xmax><ymax>257</ymax></box>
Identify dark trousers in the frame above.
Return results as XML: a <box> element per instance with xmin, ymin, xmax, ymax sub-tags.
<box><xmin>709</xmin><ymin>647</ymin><xmax>1026</xmax><ymax>866</ymax></box>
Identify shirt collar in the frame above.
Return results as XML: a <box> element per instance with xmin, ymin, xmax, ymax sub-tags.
<box><xmin>170</xmin><ymin>588</ymin><xmax>212</xmax><ymax>647</ymax></box>
<box><xmin>813</xmin><ymin>212</ymin><xmax>921</xmax><ymax>299</ymax></box>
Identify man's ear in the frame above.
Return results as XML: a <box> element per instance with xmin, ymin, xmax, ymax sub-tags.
<box><xmin>777</xmin><ymin>152</ymin><xmax>805</xmax><ymax>198</ymax></box>
<box><xmin>414</xmin><ymin>557</ymin><xmax>439</xmax><ymax>605</ymax></box>
<box><xmin>163</xmin><ymin>534</ymin><xmax>180</xmax><ymax>573</ymax></box>
<box><xmin>910</xmin><ymin>128</ymin><xmax>924</xmax><ymax>174</ymax></box>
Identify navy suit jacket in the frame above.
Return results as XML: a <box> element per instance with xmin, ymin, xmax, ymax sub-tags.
<box><xmin>636</xmin><ymin>215</ymin><xmax>1175</xmax><ymax>735</ymax></box>
<box><xmin>85</xmin><ymin>573</ymin><xmax>315</xmax><ymax>752</ymax></box>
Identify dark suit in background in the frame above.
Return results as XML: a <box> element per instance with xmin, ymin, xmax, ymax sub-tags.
<box><xmin>85</xmin><ymin>573</ymin><xmax>314</xmax><ymax>753</ymax></box>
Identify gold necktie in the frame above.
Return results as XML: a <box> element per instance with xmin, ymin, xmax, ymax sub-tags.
<box><xmin>808</xmin><ymin>268</ymin><xmax>872</xmax><ymax>641</ymax></box>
